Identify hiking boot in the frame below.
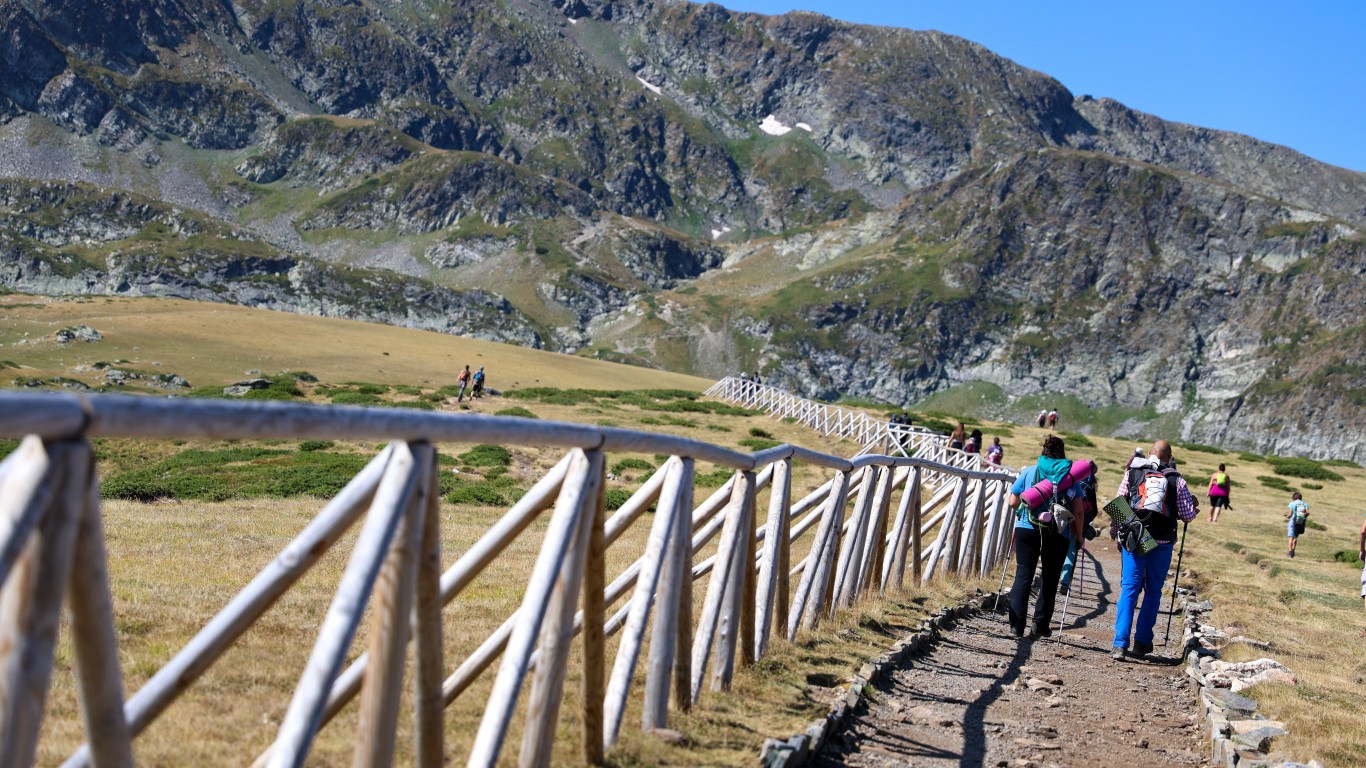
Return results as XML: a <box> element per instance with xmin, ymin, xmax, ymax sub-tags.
<box><xmin>1289</xmin><ymin>550</ymin><xmax>1296</xmax><ymax>558</ymax></box>
<box><xmin>1010</xmin><ymin>621</ymin><xmax>1025</xmax><ymax>638</ymax></box>
<box><xmin>1030</xmin><ymin>624</ymin><xmax>1053</xmax><ymax>639</ymax></box>
<box><xmin>1132</xmin><ymin>641</ymin><xmax>1153</xmax><ymax>657</ymax></box>
<box><xmin>1110</xmin><ymin>647</ymin><xmax>1126</xmax><ymax>661</ymax></box>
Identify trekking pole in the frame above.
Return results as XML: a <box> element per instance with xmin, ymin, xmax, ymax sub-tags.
<box><xmin>1162</xmin><ymin>519</ymin><xmax>1191</xmax><ymax>645</ymax></box>
<box><xmin>993</xmin><ymin>528</ymin><xmax>1017</xmax><ymax>613</ymax></box>
<box><xmin>1057</xmin><ymin>538</ymin><xmax>1083</xmax><ymax>637</ymax></box>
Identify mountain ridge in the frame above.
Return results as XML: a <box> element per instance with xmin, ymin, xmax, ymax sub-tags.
<box><xmin>1</xmin><ymin>0</ymin><xmax>1363</xmax><ymax>460</ymax></box>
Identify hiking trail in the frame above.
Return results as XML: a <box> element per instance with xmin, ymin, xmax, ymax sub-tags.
<box><xmin>813</xmin><ymin>540</ymin><xmax>1206</xmax><ymax>768</ymax></box>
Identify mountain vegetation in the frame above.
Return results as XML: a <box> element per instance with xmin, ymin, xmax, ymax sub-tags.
<box><xmin>1</xmin><ymin>0</ymin><xmax>1363</xmax><ymax>459</ymax></box>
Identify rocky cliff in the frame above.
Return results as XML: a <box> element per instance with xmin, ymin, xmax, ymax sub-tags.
<box><xmin>0</xmin><ymin>0</ymin><xmax>1363</xmax><ymax>459</ymax></box>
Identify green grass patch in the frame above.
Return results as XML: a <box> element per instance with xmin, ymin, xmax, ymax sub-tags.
<box><xmin>298</xmin><ymin>440</ymin><xmax>335</xmax><ymax>452</ymax></box>
<box><xmin>1269</xmin><ymin>457</ymin><xmax>1344</xmax><ymax>482</ymax></box>
<box><xmin>604</xmin><ymin>488</ymin><xmax>634</xmax><ymax>510</ymax></box>
<box><xmin>101</xmin><ymin>448</ymin><xmax>369</xmax><ymax>501</ymax></box>
<box><xmin>329</xmin><ymin>391</ymin><xmax>382</xmax><ymax>405</ymax></box>
<box><xmin>1333</xmin><ymin>550</ymin><xmax>1364</xmax><ymax>567</ymax></box>
<box><xmin>694</xmin><ymin>467</ymin><xmax>735</xmax><ymax>488</ymax></box>
<box><xmin>1305</xmin><ymin>520</ymin><xmax>1327</xmax><ymax>531</ymax></box>
<box><xmin>1257</xmin><ymin>475</ymin><xmax>1296</xmax><ymax>492</ymax></box>
<box><xmin>1321</xmin><ymin>459</ymin><xmax>1360</xmax><ymax>468</ymax></box>
<box><xmin>1177</xmin><ymin>442</ymin><xmax>1226</xmax><ymax>454</ymax></box>
<box><xmin>748</xmin><ymin>427</ymin><xmax>774</xmax><ymax>439</ymax></box>
<box><xmin>738</xmin><ymin>437</ymin><xmax>782</xmax><ymax>451</ymax></box>
<box><xmin>494</xmin><ymin>406</ymin><xmax>538</xmax><ymax>419</ymax></box>
<box><xmin>611</xmin><ymin>458</ymin><xmax>655</xmax><ymax>475</ymax></box>
<box><xmin>1302</xmin><ymin>482</ymin><xmax>1323</xmax><ymax>490</ymax></box>
<box><xmin>1277</xmin><ymin>587</ymin><xmax>1362</xmax><ymax>612</ymax></box>
<box><xmin>1059</xmin><ymin>432</ymin><xmax>1095</xmax><ymax>448</ymax></box>
<box><xmin>459</xmin><ymin>444</ymin><xmax>513</xmax><ymax>468</ymax></box>
<box><xmin>706</xmin><ymin>424</ymin><xmax>732</xmax><ymax>432</ymax></box>
<box><xmin>444</xmin><ymin>475</ymin><xmax>526</xmax><ymax>506</ymax></box>
<box><xmin>1236</xmin><ymin>452</ymin><xmax>1265</xmax><ymax>462</ymax></box>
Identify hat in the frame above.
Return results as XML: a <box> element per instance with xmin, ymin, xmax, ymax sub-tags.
<box><xmin>1133</xmin><ymin>447</ymin><xmax>1144</xmax><ymax>456</ymax></box>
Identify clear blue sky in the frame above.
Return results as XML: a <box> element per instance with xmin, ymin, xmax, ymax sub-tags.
<box><xmin>722</xmin><ymin>1</ymin><xmax>1366</xmax><ymax>173</ymax></box>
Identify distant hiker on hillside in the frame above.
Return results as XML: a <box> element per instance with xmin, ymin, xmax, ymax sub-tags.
<box><xmin>1286</xmin><ymin>492</ymin><xmax>1310</xmax><ymax>558</ymax></box>
<box><xmin>1047</xmin><ymin>408</ymin><xmax>1059</xmax><ymax>429</ymax></box>
<box><xmin>1208</xmin><ymin>463</ymin><xmax>1232</xmax><ymax>522</ymax></box>
<box><xmin>1110</xmin><ymin>440</ymin><xmax>1198</xmax><ymax>660</ymax></box>
<box><xmin>472</xmin><ymin>366</ymin><xmax>486</xmax><ymax>398</ymax></box>
<box><xmin>986</xmin><ymin>436</ymin><xmax>1004</xmax><ymax>465</ymax></box>
<box><xmin>1358</xmin><ymin>515</ymin><xmax>1366</xmax><ymax>636</ymax></box>
<box><xmin>1037</xmin><ymin>410</ymin><xmax>1047</xmax><ymax>428</ymax></box>
<box><xmin>949</xmin><ymin>422</ymin><xmax>966</xmax><ymax>451</ymax></box>
<box><xmin>1005</xmin><ymin>435</ymin><xmax>1089</xmax><ymax>638</ymax></box>
<box><xmin>456</xmin><ymin>364</ymin><xmax>472</xmax><ymax>402</ymax></box>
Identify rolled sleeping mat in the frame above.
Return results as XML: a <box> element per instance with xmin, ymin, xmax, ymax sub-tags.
<box><xmin>1065</xmin><ymin>459</ymin><xmax>1097</xmax><ymax>488</ymax></box>
<box><xmin>1019</xmin><ymin>478</ymin><xmax>1054</xmax><ymax>511</ymax></box>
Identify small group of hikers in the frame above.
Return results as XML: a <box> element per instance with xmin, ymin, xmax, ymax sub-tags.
<box><xmin>1006</xmin><ymin>436</ymin><xmax>1197</xmax><ymax>660</ymax></box>
<box><xmin>1035</xmin><ymin>408</ymin><xmax>1059</xmax><ymax>430</ymax></box>
<box><xmin>455</xmin><ymin>364</ymin><xmax>486</xmax><ymax>402</ymax></box>
<box><xmin>738</xmin><ymin>372</ymin><xmax>763</xmax><ymax>385</ymax></box>
<box><xmin>947</xmin><ymin>422</ymin><xmax>1004</xmax><ymax>465</ymax></box>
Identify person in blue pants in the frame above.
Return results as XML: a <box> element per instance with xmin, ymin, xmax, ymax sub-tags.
<box><xmin>1110</xmin><ymin>440</ymin><xmax>1198</xmax><ymax>660</ymax></box>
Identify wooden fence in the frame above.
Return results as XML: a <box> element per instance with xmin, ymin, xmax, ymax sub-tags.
<box><xmin>0</xmin><ymin>389</ymin><xmax>1017</xmax><ymax>767</ymax></box>
<box><xmin>704</xmin><ymin>377</ymin><xmax>1007</xmax><ymax>474</ymax></box>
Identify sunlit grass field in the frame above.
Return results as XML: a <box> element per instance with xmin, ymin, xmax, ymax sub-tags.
<box><xmin>4</xmin><ymin>293</ymin><xmax>1364</xmax><ymax>765</ymax></box>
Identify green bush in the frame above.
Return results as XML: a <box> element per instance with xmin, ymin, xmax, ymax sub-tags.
<box><xmin>101</xmin><ymin>448</ymin><xmax>369</xmax><ymax>501</ymax></box>
<box><xmin>330</xmin><ymin>391</ymin><xmax>381</xmax><ymax>405</ymax></box>
<box><xmin>460</xmin><ymin>444</ymin><xmax>513</xmax><ymax>468</ymax></box>
<box><xmin>298</xmin><ymin>440</ymin><xmax>335</xmax><ymax>452</ymax></box>
<box><xmin>355</xmin><ymin>384</ymin><xmax>388</xmax><ymax>395</ymax></box>
<box><xmin>1322</xmin><ymin>459</ymin><xmax>1361</xmax><ymax>468</ymax></box>
<box><xmin>739</xmin><ymin>437</ymin><xmax>782</xmax><ymax>451</ymax></box>
<box><xmin>694</xmin><ymin>468</ymin><xmax>735</xmax><ymax>488</ymax></box>
<box><xmin>1257</xmin><ymin>475</ymin><xmax>1294</xmax><ymax>491</ymax></box>
<box><xmin>748</xmin><ymin>427</ymin><xmax>774</xmax><ymax>439</ymax></box>
<box><xmin>1333</xmin><ymin>550</ymin><xmax>1364</xmax><ymax>566</ymax></box>
<box><xmin>393</xmin><ymin>385</ymin><xmax>422</xmax><ymax>396</ymax></box>
<box><xmin>707</xmin><ymin>424</ymin><xmax>732</xmax><ymax>432</ymax></box>
<box><xmin>659</xmin><ymin>416</ymin><xmax>697</xmax><ymax>428</ymax></box>
<box><xmin>444</xmin><ymin>476</ymin><xmax>526</xmax><ymax>506</ymax></box>
<box><xmin>1302</xmin><ymin>482</ymin><xmax>1323</xmax><ymax>490</ymax></box>
<box><xmin>0</xmin><ymin>438</ymin><xmax>19</xmax><ymax>460</ymax></box>
<box><xmin>1306</xmin><ymin>520</ymin><xmax>1327</xmax><ymax>531</ymax></box>
<box><xmin>637</xmin><ymin>416</ymin><xmax>663</xmax><ymax>425</ymax></box>
<box><xmin>1059</xmin><ymin>432</ymin><xmax>1095</xmax><ymax>448</ymax></box>
<box><xmin>495</xmin><ymin>406</ymin><xmax>538</xmax><ymax>418</ymax></box>
<box><xmin>1236</xmin><ymin>452</ymin><xmax>1264</xmax><ymax>462</ymax></box>
<box><xmin>611</xmin><ymin>458</ymin><xmax>655</xmax><ymax>475</ymax></box>
<box><xmin>1269</xmin><ymin>457</ymin><xmax>1343</xmax><ymax>482</ymax></box>
<box><xmin>604</xmin><ymin>488</ymin><xmax>634</xmax><ymax>510</ymax></box>
<box><xmin>1178</xmin><ymin>442</ymin><xmax>1225</xmax><ymax>454</ymax></box>
<box><xmin>420</xmin><ymin>391</ymin><xmax>446</xmax><ymax>402</ymax></box>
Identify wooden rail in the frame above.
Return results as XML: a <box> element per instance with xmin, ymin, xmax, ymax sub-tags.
<box><xmin>0</xmin><ymin>389</ymin><xmax>1017</xmax><ymax>767</ymax></box>
<box><xmin>703</xmin><ymin>376</ymin><xmax>1012</xmax><ymax>475</ymax></box>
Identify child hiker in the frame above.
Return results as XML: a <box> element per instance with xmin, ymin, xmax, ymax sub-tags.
<box><xmin>1286</xmin><ymin>492</ymin><xmax>1309</xmax><ymax>558</ymax></box>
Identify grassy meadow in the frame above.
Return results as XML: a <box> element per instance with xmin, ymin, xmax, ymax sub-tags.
<box><xmin>3</xmin><ymin>293</ymin><xmax>1363</xmax><ymax>765</ymax></box>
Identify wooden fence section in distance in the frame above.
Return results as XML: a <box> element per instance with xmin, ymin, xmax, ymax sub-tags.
<box><xmin>0</xmin><ymin>389</ymin><xmax>1017</xmax><ymax>768</ymax></box>
<box><xmin>705</xmin><ymin>376</ymin><xmax>1011</xmax><ymax>474</ymax></box>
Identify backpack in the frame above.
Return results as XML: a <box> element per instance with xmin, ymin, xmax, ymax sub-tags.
<box><xmin>1128</xmin><ymin>462</ymin><xmax>1178</xmax><ymax>520</ymax></box>
<box><xmin>458</xmin><ymin>370</ymin><xmax>470</xmax><ymax>383</ymax></box>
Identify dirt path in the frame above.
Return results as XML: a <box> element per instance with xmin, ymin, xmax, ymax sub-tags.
<box><xmin>813</xmin><ymin>540</ymin><xmax>1206</xmax><ymax>768</ymax></box>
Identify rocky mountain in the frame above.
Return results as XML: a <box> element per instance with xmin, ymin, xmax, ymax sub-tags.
<box><xmin>0</xmin><ymin>0</ymin><xmax>1362</xmax><ymax>459</ymax></box>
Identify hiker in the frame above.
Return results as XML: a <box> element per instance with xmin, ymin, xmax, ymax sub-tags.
<box><xmin>1109</xmin><ymin>440</ymin><xmax>1198</xmax><ymax>660</ymax></box>
<box><xmin>1047</xmin><ymin>408</ymin><xmax>1059</xmax><ymax>429</ymax></box>
<box><xmin>1006</xmin><ymin>435</ymin><xmax>1089</xmax><ymax>638</ymax></box>
<box><xmin>949</xmin><ymin>422</ymin><xmax>966</xmax><ymax>451</ymax></box>
<box><xmin>1208</xmin><ymin>463</ymin><xmax>1232</xmax><ymax>522</ymax></box>
<box><xmin>753</xmin><ymin>372</ymin><xmax>762</xmax><ymax>386</ymax></box>
<box><xmin>986</xmin><ymin>436</ymin><xmax>1004</xmax><ymax>465</ymax></box>
<box><xmin>456</xmin><ymin>364</ymin><xmax>472</xmax><ymax>402</ymax></box>
<box><xmin>1358</xmin><ymin>515</ymin><xmax>1366</xmax><ymax>637</ymax></box>
<box><xmin>964</xmin><ymin>428</ymin><xmax>982</xmax><ymax>454</ymax></box>
<box><xmin>1037</xmin><ymin>409</ymin><xmax>1047</xmax><ymax>428</ymax></box>
<box><xmin>1286</xmin><ymin>492</ymin><xmax>1309</xmax><ymax>558</ymax></box>
<box><xmin>472</xmin><ymin>366</ymin><xmax>486</xmax><ymax>398</ymax></box>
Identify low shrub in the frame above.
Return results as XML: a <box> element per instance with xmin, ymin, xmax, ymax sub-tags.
<box><xmin>739</xmin><ymin>437</ymin><xmax>782</xmax><ymax>451</ymax></box>
<box><xmin>707</xmin><ymin>424</ymin><xmax>732</xmax><ymax>432</ymax></box>
<box><xmin>637</xmin><ymin>416</ymin><xmax>663</xmax><ymax>425</ymax></box>
<box><xmin>694</xmin><ymin>468</ymin><xmax>735</xmax><ymax>488</ymax></box>
<box><xmin>393</xmin><ymin>385</ymin><xmax>422</xmax><ymax>396</ymax></box>
<box><xmin>355</xmin><ymin>384</ymin><xmax>388</xmax><ymax>395</ymax></box>
<box><xmin>1178</xmin><ymin>442</ymin><xmax>1226</xmax><ymax>454</ymax></box>
<box><xmin>1333</xmin><ymin>550</ymin><xmax>1364</xmax><ymax>566</ymax></box>
<box><xmin>460</xmin><ymin>444</ymin><xmax>512</xmax><ymax>468</ymax></box>
<box><xmin>298</xmin><ymin>440</ymin><xmax>335</xmax><ymax>452</ymax></box>
<box><xmin>330</xmin><ymin>391</ymin><xmax>381</xmax><ymax>405</ymax></box>
<box><xmin>102</xmin><ymin>448</ymin><xmax>368</xmax><ymax>501</ymax></box>
<box><xmin>1268</xmin><ymin>457</ymin><xmax>1344</xmax><ymax>482</ymax></box>
<box><xmin>495</xmin><ymin>406</ymin><xmax>538</xmax><ymax>418</ymax></box>
<box><xmin>1236</xmin><ymin>452</ymin><xmax>1264</xmax><ymax>462</ymax></box>
<box><xmin>1322</xmin><ymin>459</ymin><xmax>1361</xmax><ymax>468</ymax></box>
<box><xmin>611</xmin><ymin>458</ymin><xmax>655</xmax><ymax>475</ymax></box>
<box><xmin>1059</xmin><ymin>432</ymin><xmax>1094</xmax><ymax>448</ymax></box>
<box><xmin>748</xmin><ymin>427</ymin><xmax>774</xmax><ymax>439</ymax></box>
<box><xmin>1305</xmin><ymin>520</ymin><xmax>1327</xmax><ymax>531</ymax></box>
<box><xmin>1257</xmin><ymin>475</ymin><xmax>1294</xmax><ymax>491</ymax></box>
<box><xmin>1302</xmin><ymin>482</ymin><xmax>1323</xmax><ymax>490</ymax></box>
<box><xmin>444</xmin><ymin>475</ymin><xmax>526</xmax><ymax>506</ymax></box>
<box><xmin>604</xmin><ymin>488</ymin><xmax>634</xmax><ymax>510</ymax></box>
<box><xmin>0</xmin><ymin>438</ymin><xmax>19</xmax><ymax>460</ymax></box>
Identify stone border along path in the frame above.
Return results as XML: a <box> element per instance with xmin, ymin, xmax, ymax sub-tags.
<box><xmin>761</xmin><ymin>537</ymin><xmax>1327</xmax><ymax>768</ymax></box>
<box><xmin>765</xmin><ymin>539</ymin><xmax>1216</xmax><ymax>768</ymax></box>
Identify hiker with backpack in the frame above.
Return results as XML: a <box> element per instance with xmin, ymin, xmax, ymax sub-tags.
<box><xmin>472</xmin><ymin>365</ymin><xmax>486</xmax><ymax>398</ymax></box>
<box><xmin>1005</xmin><ymin>435</ymin><xmax>1091</xmax><ymax>639</ymax></box>
<box><xmin>1208</xmin><ymin>463</ymin><xmax>1232</xmax><ymax>522</ymax></box>
<box><xmin>949</xmin><ymin>422</ymin><xmax>966</xmax><ymax>451</ymax></box>
<box><xmin>1109</xmin><ymin>440</ymin><xmax>1198</xmax><ymax>660</ymax></box>
<box><xmin>986</xmin><ymin>436</ymin><xmax>1004</xmax><ymax>465</ymax></box>
<box><xmin>456</xmin><ymin>364</ymin><xmax>472</xmax><ymax>402</ymax></box>
<box><xmin>1059</xmin><ymin>472</ymin><xmax>1100</xmax><ymax>594</ymax></box>
<box><xmin>1357</xmin><ymin>514</ymin><xmax>1366</xmax><ymax>637</ymax></box>
<box><xmin>1037</xmin><ymin>410</ymin><xmax>1047</xmax><ymax>428</ymax></box>
<box><xmin>1286</xmin><ymin>492</ymin><xmax>1310</xmax><ymax>558</ymax></box>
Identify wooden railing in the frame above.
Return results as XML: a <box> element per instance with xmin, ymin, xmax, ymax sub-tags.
<box><xmin>704</xmin><ymin>377</ymin><xmax>1012</xmax><ymax>474</ymax></box>
<box><xmin>0</xmin><ymin>390</ymin><xmax>1017</xmax><ymax>767</ymax></box>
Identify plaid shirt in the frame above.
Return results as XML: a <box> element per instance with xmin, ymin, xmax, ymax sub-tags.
<box><xmin>1111</xmin><ymin>464</ymin><xmax>1198</xmax><ymax>543</ymax></box>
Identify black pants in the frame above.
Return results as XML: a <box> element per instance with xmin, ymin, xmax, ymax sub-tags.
<box><xmin>1007</xmin><ymin>525</ymin><xmax>1069</xmax><ymax>633</ymax></box>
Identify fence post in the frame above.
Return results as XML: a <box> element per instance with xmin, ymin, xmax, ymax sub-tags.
<box><xmin>582</xmin><ymin>453</ymin><xmax>607</xmax><ymax>766</ymax></box>
<box><xmin>414</xmin><ymin>444</ymin><xmax>445</xmax><ymax>768</ymax></box>
<box><xmin>789</xmin><ymin>470</ymin><xmax>850</xmax><ymax>636</ymax></box>
<box><xmin>753</xmin><ymin>458</ymin><xmax>791</xmax><ymax>660</ymax></box>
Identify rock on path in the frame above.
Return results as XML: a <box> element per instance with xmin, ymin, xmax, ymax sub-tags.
<box><xmin>814</xmin><ymin>542</ymin><xmax>1205</xmax><ymax>768</ymax></box>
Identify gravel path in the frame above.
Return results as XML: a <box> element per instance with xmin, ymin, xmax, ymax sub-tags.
<box><xmin>814</xmin><ymin>541</ymin><xmax>1206</xmax><ymax>768</ymax></box>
